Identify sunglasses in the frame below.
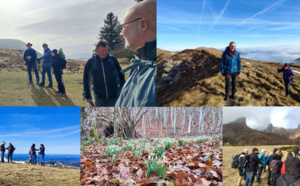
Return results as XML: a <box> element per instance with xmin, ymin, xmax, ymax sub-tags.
<box><xmin>119</xmin><ymin>18</ymin><xmax>143</xmax><ymax>31</ymax></box>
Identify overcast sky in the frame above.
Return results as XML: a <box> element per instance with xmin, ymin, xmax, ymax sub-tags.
<box><xmin>0</xmin><ymin>0</ymin><xmax>135</xmax><ymax>60</ymax></box>
<box><xmin>223</xmin><ymin>107</ymin><xmax>300</xmax><ymax>131</ymax></box>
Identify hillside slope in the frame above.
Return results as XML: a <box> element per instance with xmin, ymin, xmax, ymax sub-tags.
<box><xmin>223</xmin><ymin>117</ymin><xmax>300</xmax><ymax>146</ymax></box>
<box><xmin>157</xmin><ymin>48</ymin><xmax>300</xmax><ymax>106</ymax></box>
<box><xmin>0</xmin><ymin>163</ymin><xmax>79</xmax><ymax>186</ymax></box>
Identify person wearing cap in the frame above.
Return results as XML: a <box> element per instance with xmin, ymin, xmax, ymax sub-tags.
<box><xmin>51</xmin><ymin>49</ymin><xmax>67</xmax><ymax>96</ymax></box>
<box><xmin>237</xmin><ymin>149</ymin><xmax>248</xmax><ymax>186</ymax></box>
<box><xmin>23</xmin><ymin>42</ymin><xmax>40</xmax><ymax>84</ymax></box>
<box><xmin>277</xmin><ymin>63</ymin><xmax>295</xmax><ymax>97</ymax></box>
<box><xmin>83</xmin><ymin>39</ymin><xmax>125</xmax><ymax>106</ymax></box>
<box><xmin>256</xmin><ymin>149</ymin><xmax>266</xmax><ymax>183</ymax></box>
<box><xmin>220</xmin><ymin>41</ymin><xmax>242</xmax><ymax>101</ymax></box>
<box><xmin>275</xmin><ymin>156</ymin><xmax>300</xmax><ymax>185</ymax></box>
<box><xmin>37</xmin><ymin>43</ymin><xmax>52</xmax><ymax>88</ymax></box>
<box><xmin>114</xmin><ymin>0</ymin><xmax>157</xmax><ymax>107</ymax></box>
<box><xmin>0</xmin><ymin>141</ymin><xmax>5</xmax><ymax>163</ymax></box>
<box><xmin>245</xmin><ymin>148</ymin><xmax>260</xmax><ymax>186</ymax></box>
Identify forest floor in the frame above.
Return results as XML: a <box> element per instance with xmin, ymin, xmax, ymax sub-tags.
<box><xmin>80</xmin><ymin>136</ymin><xmax>223</xmax><ymax>186</ymax></box>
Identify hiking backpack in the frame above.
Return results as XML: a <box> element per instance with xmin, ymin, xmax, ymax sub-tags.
<box><xmin>62</xmin><ymin>58</ymin><xmax>67</xmax><ymax>69</ymax></box>
<box><xmin>270</xmin><ymin>160</ymin><xmax>280</xmax><ymax>173</ymax></box>
<box><xmin>231</xmin><ymin>154</ymin><xmax>240</xmax><ymax>169</ymax></box>
<box><xmin>239</xmin><ymin>154</ymin><xmax>250</xmax><ymax>168</ymax></box>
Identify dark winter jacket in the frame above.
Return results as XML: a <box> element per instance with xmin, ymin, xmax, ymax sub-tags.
<box><xmin>30</xmin><ymin>146</ymin><xmax>37</xmax><ymax>155</ymax></box>
<box><xmin>83</xmin><ymin>54</ymin><xmax>125</xmax><ymax>100</ymax></box>
<box><xmin>6</xmin><ymin>145</ymin><xmax>15</xmax><ymax>154</ymax></box>
<box><xmin>278</xmin><ymin>67</ymin><xmax>295</xmax><ymax>81</ymax></box>
<box><xmin>276</xmin><ymin>157</ymin><xmax>300</xmax><ymax>186</ymax></box>
<box><xmin>220</xmin><ymin>47</ymin><xmax>241</xmax><ymax>74</ymax></box>
<box><xmin>52</xmin><ymin>54</ymin><xmax>66</xmax><ymax>71</ymax></box>
<box><xmin>115</xmin><ymin>40</ymin><xmax>157</xmax><ymax>107</ymax></box>
<box><xmin>0</xmin><ymin>144</ymin><xmax>5</xmax><ymax>152</ymax></box>
<box><xmin>275</xmin><ymin>174</ymin><xmax>300</xmax><ymax>186</ymax></box>
<box><xmin>39</xmin><ymin>147</ymin><xmax>45</xmax><ymax>155</ymax></box>
<box><xmin>246</xmin><ymin>153</ymin><xmax>261</xmax><ymax>172</ymax></box>
<box><xmin>294</xmin><ymin>147</ymin><xmax>299</xmax><ymax>155</ymax></box>
<box><xmin>38</xmin><ymin>48</ymin><xmax>52</xmax><ymax>67</ymax></box>
<box><xmin>23</xmin><ymin>48</ymin><xmax>37</xmax><ymax>64</ymax></box>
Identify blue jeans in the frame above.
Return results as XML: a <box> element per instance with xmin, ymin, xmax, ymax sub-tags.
<box><xmin>284</xmin><ymin>79</ymin><xmax>293</xmax><ymax>96</ymax></box>
<box><xmin>40</xmin><ymin>154</ymin><xmax>45</xmax><ymax>165</ymax></box>
<box><xmin>42</xmin><ymin>66</ymin><xmax>52</xmax><ymax>83</ymax></box>
<box><xmin>7</xmin><ymin>153</ymin><xmax>12</xmax><ymax>162</ymax></box>
<box><xmin>31</xmin><ymin>154</ymin><xmax>36</xmax><ymax>164</ymax></box>
<box><xmin>256</xmin><ymin>166</ymin><xmax>263</xmax><ymax>182</ymax></box>
<box><xmin>27</xmin><ymin>62</ymin><xmax>39</xmax><ymax>83</ymax></box>
<box><xmin>1</xmin><ymin>151</ymin><xmax>4</xmax><ymax>162</ymax></box>
<box><xmin>245</xmin><ymin>171</ymin><xmax>257</xmax><ymax>186</ymax></box>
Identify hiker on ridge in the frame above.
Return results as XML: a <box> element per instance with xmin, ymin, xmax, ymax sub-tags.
<box><xmin>245</xmin><ymin>148</ymin><xmax>260</xmax><ymax>186</ymax></box>
<box><xmin>115</xmin><ymin>0</ymin><xmax>157</xmax><ymax>107</ymax></box>
<box><xmin>51</xmin><ymin>49</ymin><xmax>67</xmax><ymax>97</ymax></box>
<box><xmin>237</xmin><ymin>149</ymin><xmax>248</xmax><ymax>186</ymax></box>
<box><xmin>6</xmin><ymin>143</ymin><xmax>15</xmax><ymax>163</ymax></box>
<box><xmin>39</xmin><ymin>144</ymin><xmax>45</xmax><ymax>166</ymax></box>
<box><xmin>0</xmin><ymin>141</ymin><xmax>5</xmax><ymax>163</ymax></box>
<box><xmin>83</xmin><ymin>39</ymin><xmax>125</xmax><ymax>106</ymax></box>
<box><xmin>23</xmin><ymin>42</ymin><xmax>40</xmax><ymax>84</ymax></box>
<box><xmin>37</xmin><ymin>43</ymin><xmax>52</xmax><ymax>88</ymax></box>
<box><xmin>220</xmin><ymin>41</ymin><xmax>241</xmax><ymax>101</ymax></box>
<box><xmin>30</xmin><ymin>143</ymin><xmax>37</xmax><ymax>165</ymax></box>
<box><xmin>277</xmin><ymin>63</ymin><xmax>295</xmax><ymax>97</ymax></box>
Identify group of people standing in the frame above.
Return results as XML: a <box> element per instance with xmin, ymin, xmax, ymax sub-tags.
<box><xmin>23</xmin><ymin>42</ymin><xmax>67</xmax><ymax>96</ymax></box>
<box><xmin>220</xmin><ymin>42</ymin><xmax>296</xmax><ymax>101</ymax></box>
<box><xmin>0</xmin><ymin>141</ymin><xmax>16</xmax><ymax>163</ymax></box>
<box><xmin>234</xmin><ymin>146</ymin><xmax>300</xmax><ymax>186</ymax></box>
<box><xmin>29</xmin><ymin>144</ymin><xmax>46</xmax><ymax>166</ymax></box>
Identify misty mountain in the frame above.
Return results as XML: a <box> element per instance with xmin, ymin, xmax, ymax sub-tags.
<box><xmin>0</xmin><ymin>39</ymin><xmax>43</xmax><ymax>56</ymax></box>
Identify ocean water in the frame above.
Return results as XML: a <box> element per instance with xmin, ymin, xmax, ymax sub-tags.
<box><xmin>7</xmin><ymin>154</ymin><xmax>80</xmax><ymax>167</ymax></box>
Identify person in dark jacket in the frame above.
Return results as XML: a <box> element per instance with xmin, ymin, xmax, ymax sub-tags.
<box><xmin>0</xmin><ymin>141</ymin><xmax>5</xmax><ymax>163</ymax></box>
<box><xmin>294</xmin><ymin>146</ymin><xmax>299</xmax><ymax>159</ymax></box>
<box><xmin>6</xmin><ymin>143</ymin><xmax>15</xmax><ymax>163</ymax></box>
<box><xmin>38</xmin><ymin>144</ymin><xmax>45</xmax><ymax>166</ymax></box>
<box><xmin>245</xmin><ymin>148</ymin><xmax>261</xmax><ymax>186</ymax></box>
<box><xmin>277</xmin><ymin>63</ymin><xmax>295</xmax><ymax>97</ymax></box>
<box><xmin>23</xmin><ymin>42</ymin><xmax>40</xmax><ymax>84</ymax></box>
<box><xmin>275</xmin><ymin>156</ymin><xmax>300</xmax><ymax>186</ymax></box>
<box><xmin>83</xmin><ymin>39</ymin><xmax>125</xmax><ymax>106</ymax></box>
<box><xmin>37</xmin><ymin>43</ymin><xmax>52</xmax><ymax>88</ymax></box>
<box><xmin>220</xmin><ymin>41</ymin><xmax>242</xmax><ymax>101</ymax></box>
<box><xmin>30</xmin><ymin>143</ymin><xmax>37</xmax><ymax>165</ymax></box>
<box><xmin>115</xmin><ymin>0</ymin><xmax>157</xmax><ymax>106</ymax></box>
<box><xmin>237</xmin><ymin>149</ymin><xmax>248</xmax><ymax>186</ymax></box>
<box><xmin>51</xmin><ymin>49</ymin><xmax>67</xmax><ymax>96</ymax></box>
<box><xmin>271</xmin><ymin>155</ymin><xmax>283</xmax><ymax>186</ymax></box>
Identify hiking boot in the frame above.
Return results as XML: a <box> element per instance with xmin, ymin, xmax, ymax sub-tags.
<box><xmin>46</xmin><ymin>82</ymin><xmax>53</xmax><ymax>88</ymax></box>
<box><xmin>61</xmin><ymin>94</ymin><xmax>67</xmax><ymax>97</ymax></box>
<box><xmin>230</xmin><ymin>95</ymin><xmax>236</xmax><ymax>99</ymax></box>
<box><xmin>39</xmin><ymin>81</ymin><xmax>45</xmax><ymax>87</ymax></box>
<box><xmin>224</xmin><ymin>94</ymin><xmax>229</xmax><ymax>101</ymax></box>
<box><xmin>29</xmin><ymin>81</ymin><xmax>33</xmax><ymax>84</ymax></box>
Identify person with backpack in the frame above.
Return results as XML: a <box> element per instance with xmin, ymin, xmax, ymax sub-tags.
<box><xmin>281</xmin><ymin>152</ymin><xmax>294</xmax><ymax>175</ymax></box>
<box><xmin>83</xmin><ymin>39</ymin><xmax>125</xmax><ymax>107</ymax></box>
<box><xmin>275</xmin><ymin>156</ymin><xmax>300</xmax><ymax>186</ymax></box>
<box><xmin>115</xmin><ymin>0</ymin><xmax>157</xmax><ymax>107</ymax></box>
<box><xmin>237</xmin><ymin>149</ymin><xmax>249</xmax><ymax>186</ymax></box>
<box><xmin>277</xmin><ymin>63</ymin><xmax>295</xmax><ymax>97</ymax></box>
<box><xmin>270</xmin><ymin>155</ymin><xmax>283</xmax><ymax>186</ymax></box>
<box><xmin>245</xmin><ymin>148</ymin><xmax>261</xmax><ymax>186</ymax></box>
<box><xmin>266</xmin><ymin>153</ymin><xmax>274</xmax><ymax>185</ymax></box>
<box><xmin>0</xmin><ymin>141</ymin><xmax>5</xmax><ymax>163</ymax></box>
<box><xmin>6</xmin><ymin>143</ymin><xmax>15</xmax><ymax>163</ymax></box>
<box><xmin>256</xmin><ymin>149</ymin><xmax>266</xmax><ymax>183</ymax></box>
<box><xmin>23</xmin><ymin>42</ymin><xmax>40</xmax><ymax>85</ymax></box>
<box><xmin>51</xmin><ymin>49</ymin><xmax>67</xmax><ymax>97</ymax></box>
<box><xmin>38</xmin><ymin>144</ymin><xmax>45</xmax><ymax>166</ymax></box>
<box><xmin>294</xmin><ymin>146</ymin><xmax>299</xmax><ymax>159</ymax></box>
<box><xmin>37</xmin><ymin>43</ymin><xmax>53</xmax><ymax>88</ymax></box>
<box><xmin>30</xmin><ymin>143</ymin><xmax>37</xmax><ymax>165</ymax></box>
<box><xmin>220</xmin><ymin>41</ymin><xmax>241</xmax><ymax>101</ymax></box>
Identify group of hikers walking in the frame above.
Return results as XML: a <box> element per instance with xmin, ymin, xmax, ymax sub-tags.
<box><xmin>0</xmin><ymin>141</ymin><xmax>16</xmax><ymax>163</ymax></box>
<box><xmin>232</xmin><ymin>146</ymin><xmax>300</xmax><ymax>186</ymax></box>
<box><xmin>29</xmin><ymin>144</ymin><xmax>46</xmax><ymax>166</ymax></box>
<box><xmin>23</xmin><ymin>42</ymin><xmax>67</xmax><ymax>97</ymax></box>
<box><xmin>220</xmin><ymin>42</ymin><xmax>296</xmax><ymax>101</ymax></box>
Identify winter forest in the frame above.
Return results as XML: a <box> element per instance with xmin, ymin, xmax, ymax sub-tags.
<box><xmin>81</xmin><ymin>107</ymin><xmax>222</xmax><ymax>140</ymax></box>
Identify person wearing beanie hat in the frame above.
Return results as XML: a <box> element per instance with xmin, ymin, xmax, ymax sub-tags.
<box><xmin>51</xmin><ymin>49</ymin><xmax>67</xmax><ymax>96</ymax></box>
<box><xmin>23</xmin><ymin>42</ymin><xmax>40</xmax><ymax>84</ymax></box>
<box><xmin>245</xmin><ymin>147</ymin><xmax>260</xmax><ymax>186</ymax></box>
<box><xmin>277</xmin><ymin>63</ymin><xmax>295</xmax><ymax>97</ymax></box>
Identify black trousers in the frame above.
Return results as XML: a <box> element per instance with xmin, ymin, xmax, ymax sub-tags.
<box><xmin>54</xmin><ymin>69</ymin><xmax>66</xmax><ymax>94</ymax></box>
<box><xmin>225</xmin><ymin>73</ymin><xmax>237</xmax><ymax>95</ymax></box>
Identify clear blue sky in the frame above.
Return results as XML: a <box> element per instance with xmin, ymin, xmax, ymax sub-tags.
<box><xmin>0</xmin><ymin>107</ymin><xmax>80</xmax><ymax>155</ymax></box>
<box><xmin>158</xmin><ymin>0</ymin><xmax>300</xmax><ymax>51</ymax></box>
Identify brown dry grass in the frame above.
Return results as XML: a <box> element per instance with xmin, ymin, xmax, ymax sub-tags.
<box><xmin>158</xmin><ymin>48</ymin><xmax>300</xmax><ymax>106</ymax></box>
<box><xmin>0</xmin><ymin>163</ymin><xmax>79</xmax><ymax>186</ymax></box>
<box><xmin>223</xmin><ymin>145</ymin><xmax>292</xmax><ymax>186</ymax></box>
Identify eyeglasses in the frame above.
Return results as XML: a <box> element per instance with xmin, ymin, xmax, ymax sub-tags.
<box><xmin>119</xmin><ymin>18</ymin><xmax>143</xmax><ymax>31</ymax></box>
